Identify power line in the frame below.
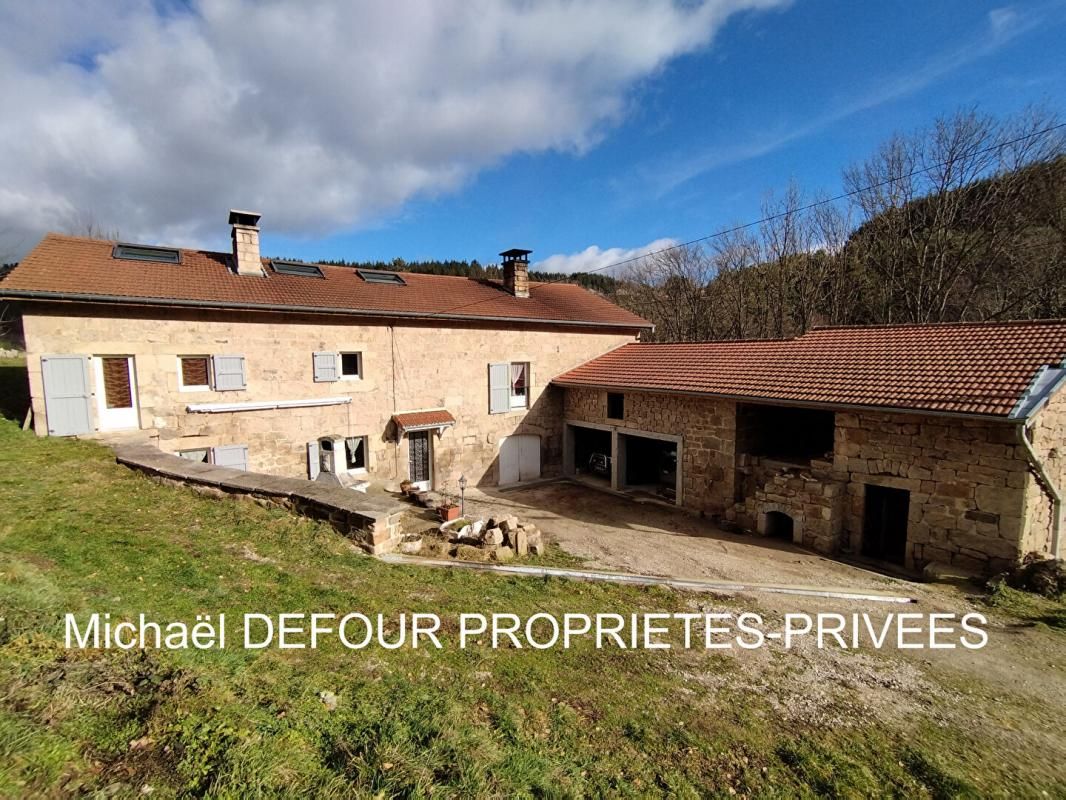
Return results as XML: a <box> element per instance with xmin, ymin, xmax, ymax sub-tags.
<box><xmin>422</xmin><ymin>119</ymin><xmax>1066</xmax><ymax>321</ymax></box>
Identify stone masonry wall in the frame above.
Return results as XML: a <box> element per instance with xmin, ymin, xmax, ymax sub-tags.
<box><xmin>836</xmin><ymin>411</ymin><xmax>1028</xmax><ymax>574</ymax></box>
<box><xmin>730</xmin><ymin>456</ymin><xmax>845</xmax><ymax>554</ymax></box>
<box><xmin>22</xmin><ymin>305</ymin><xmax>636</xmax><ymax>490</ymax></box>
<box><xmin>1021</xmin><ymin>390</ymin><xmax>1066</xmax><ymax>557</ymax></box>
<box><xmin>563</xmin><ymin>388</ymin><xmax>736</xmax><ymax>513</ymax></box>
<box><xmin>563</xmin><ymin>384</ymin><xmax>1037</xmax><ymax>574</ymax></box>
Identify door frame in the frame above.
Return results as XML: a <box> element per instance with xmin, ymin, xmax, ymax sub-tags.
<box><xmin>407</xmin><ymin>430</ymin><xmax>433</xmax><ymax>491</ymax></box>
<box><xmin>93</xmin><ymin>355</ymin><xmax>140</xmax><ymax>431</ymax></box>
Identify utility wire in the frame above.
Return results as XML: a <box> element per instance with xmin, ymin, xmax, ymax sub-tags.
<box><xmin>419</xmin><ymin>119</ymin><xmax>1066</xmax><ymax>321</ymax></box>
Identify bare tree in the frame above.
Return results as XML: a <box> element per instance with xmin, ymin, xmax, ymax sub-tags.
<box><xmin>63</xmin><ymin>208</ymin><xmax>122</xmax><ymax>241</ymax></box>
<box><xmin>844</xmin><ymin>106</ymin><xmax>1065</xmax><ymax>323</ymax></box>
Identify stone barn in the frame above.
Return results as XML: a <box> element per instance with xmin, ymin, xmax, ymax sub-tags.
<box><xmin>554</xmin><ymin>321</ymin><xmax>1066</xmax><ymax>576</ymax></box>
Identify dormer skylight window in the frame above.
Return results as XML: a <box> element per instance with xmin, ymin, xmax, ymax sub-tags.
<box><xmin>271</xmin><ymin>259</ymin><xmax>325</xmax><ymax>278</ymax></box>
<box><xmin>356</xmin><ymin>269</ymin><xmax>406</xmax><ymax>285</ymax></box>
<box><xmin>112</xmin><ymin>243</ymin><xmax>181</xmax><ymax>264</ymax></box>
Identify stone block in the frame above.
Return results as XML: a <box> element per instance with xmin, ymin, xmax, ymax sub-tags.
<box><xmin>492</xmin><ymin>546</ymin><xmax>515</xmax><ymax>562</ymax></box>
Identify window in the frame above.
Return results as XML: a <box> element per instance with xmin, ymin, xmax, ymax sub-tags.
<box><xmin>341</xmin><ymin>352</ymin><xmax>362</xmax><ymax>379</ymax></box>
<box><xmin>179</xmin><ymin>356</ymin><xmax>211</xmax><ymax>390</ymax></box>
<box><xmin>113</xmin><ymin>243</ymin><xmax>180</xmax><ymax>264</ymax></box>
<box><xmin>313</xmin><ymin>351</ymin><xmax>362</xmax><ymax>382</ymax></box>
<box><xmin>509</xmin><ymin>362</ymin><xmax>529</xmax><ymax>409</ymax></box>
<box><xmin>271</xmin><ymin>259</ymin><xmax>324</xmax><ymax>278</ymax></box>
<box><xmin>489</xmin><ymin>362</ymin><xmax>532</xmax><ymax>414</ymax></box>
<box><xmin>356</xmin><ymin>268</ymin><xmax>406</xmax><ymax>285</ymax></box>
<box><xmin>345</xmin><ymin>435</ymin><xmax>368</xmax><ymax>471</ymax></box>
<box><xmin>607</xmin><ymin>392</ymin><xmax>624</xmax><ymax>420</ymax></box>
<box><xmin>178</xmin><ymin>448</ymin><xmax>210</xmax><ymax>463</ymax></box>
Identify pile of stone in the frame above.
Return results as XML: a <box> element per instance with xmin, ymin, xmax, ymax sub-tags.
<box><xmin>451</xmin><ymin>514</ymin><xmax>544</xmax><ymax>561</ymax></box>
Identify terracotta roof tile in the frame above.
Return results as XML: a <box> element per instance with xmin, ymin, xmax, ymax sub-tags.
<box><xmin>553</xmin><ymin>321</ymin><xmax>1066</xmax><ymax>417</ymax></box>
<box><xmin>392</xmin><ymin>409</ymin><xmax>456</xmax><ymax>431</ymax></box>
<box><xmin>0</xmin><ymin>234</ymin><xmax>651</xmax><ymax>330</ymax></box>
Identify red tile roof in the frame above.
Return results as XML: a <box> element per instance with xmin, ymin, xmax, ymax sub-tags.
<box><xmin>553</xmin><ymin>321</ymin><xmax>1066</xmax><ymax>417</ymax></box>
<box><xmin>392</xmin><ymin>409</ymin><xmax>456</xmax><ymax>432</ymax></box>
<box><xmin>0</xmin><ymin>234</ymin><xmax>651</xmax><ymax>331</ymax></box>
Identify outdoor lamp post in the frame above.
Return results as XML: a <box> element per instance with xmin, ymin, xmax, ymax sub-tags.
<box><xmin>458</xmin><ymin>474</ymin><xmax>467</xmax><ymax>517</ymax></box>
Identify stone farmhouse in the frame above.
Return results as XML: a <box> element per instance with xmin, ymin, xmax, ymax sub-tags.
<box><xmin>1</xmin><ymin>211</ymin><xmax>651</xmax><ymax>494</ymax></box>
<box><xmin>3</xmin><ymin>211</ymin><xmax>1065</xmax><ymax>575</ymax></box>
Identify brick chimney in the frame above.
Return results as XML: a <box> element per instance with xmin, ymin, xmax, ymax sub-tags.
<box><xmin>229</xmin><ymin>209</ymin><xmax>263</xmax><ymax>276</ymax></box>
<box><xmin>500</xmin><ymin>248</ymin><xmax>531</xmax><ymax>298</ymax></box>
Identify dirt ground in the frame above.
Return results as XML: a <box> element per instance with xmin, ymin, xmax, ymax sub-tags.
<box><xmin>453</xmin><ymin>479</ymin><xmax>1066</xmax><ymax>784</ymax></box>
<box><xmin>464</xmin><ymin>480</ymin><xmax>904</xmax><ymax>592</ymax></box>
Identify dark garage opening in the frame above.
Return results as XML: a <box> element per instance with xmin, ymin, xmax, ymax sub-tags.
<box><xmin>862</xmin><ymin>484</ymin><xmax>910</xmax><ymax>565</ymax></box>
<box><xmin>621</xmin><ymin>434</ymin><xmax>677</xmax><ymax>501</ymax></box>
<box><xmin>764</xmin><ymin>511</ymin><xmax>794</xmax><ymax>541</ymax></box>
<box><xmin>572</xmin><ymin>425</ymin><xmax>613</xmax><ymax>484</ymax></box>
<box><xmin>737</xmin><ymin>403</ymin><xmax>835</xmax><ymax>463</ymax></box>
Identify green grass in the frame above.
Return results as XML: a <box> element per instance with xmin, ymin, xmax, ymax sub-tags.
<box><xmin>0</xmin><ymin>418</ymin><xmax>1062</xmax><ymax>797</ymax></box>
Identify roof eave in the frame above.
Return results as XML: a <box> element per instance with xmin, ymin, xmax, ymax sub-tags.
<box><xmin>550</xmin><ymin>379</ymin><xmax>1017</xmax><ymax>422</ymax></box>
<box><xmin>0</xmin><ymin>289</ymin><xmax>654</xmax><ymax>331</ymax></box>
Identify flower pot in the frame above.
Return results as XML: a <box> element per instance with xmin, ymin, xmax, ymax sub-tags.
<box><xmin>438</xmin><ymin>504</ymin><xmax>460</xmax><ymax>522</ymax></box>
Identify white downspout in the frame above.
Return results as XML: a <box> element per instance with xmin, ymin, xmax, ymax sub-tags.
<box><xmin>1018</xmin><ymin>422</ymin><xmax>1062</xmax><ymax>560</ymax></box>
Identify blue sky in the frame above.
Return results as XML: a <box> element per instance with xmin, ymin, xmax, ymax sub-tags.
<box><xmin>1</xmin><ymin>1</ymin><xmax>1063</xmax><ymax>269</ymax></box>
<box><xmin>274</xmin><ymin>0</ymin><xmax>1066</xmax><ymax>271</ymax></box>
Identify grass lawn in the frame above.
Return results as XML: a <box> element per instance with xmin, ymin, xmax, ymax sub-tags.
<box><xmin>1</xmin><ymin>416</ymin><xmax>1065</xmax><ymax>797</ymax></box>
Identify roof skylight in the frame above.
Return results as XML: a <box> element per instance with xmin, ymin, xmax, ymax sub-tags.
<box><xmin>112</xmin><ymin>243</ymin><xmax>181</xmax><ymax>264</ymax></box>
<box><xmin>271</xmin><ymin>260</ymin><xmax>325</xmax><ymax>278</ymax></box>
<box><xmin>356</xmin><ymin>269</ymin><xmax>406</xmax><ymax>285</ymax></box>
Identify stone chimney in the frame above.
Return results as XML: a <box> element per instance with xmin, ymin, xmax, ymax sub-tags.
<box><xmin>229</xmin><ymin>209</ymin><xmax>263</xmax><ymax>276</ymax></box>
<box><xmin>500</xmin><ymin>248</ymin><xmax>531</xmax><ymax>298</ymax></box>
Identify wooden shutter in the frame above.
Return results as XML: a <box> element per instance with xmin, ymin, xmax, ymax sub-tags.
<box><xmin>313</xmin><ymin>351</ymin><xmax>339</xmax><ymax>382</ymax></box>
<box><xmin>40</xmin><ymin>355</ymin><xmax>92</xmax><ymax>436</ymax></box>
<box><xmin>488</xmin><ymin>362</ymin><xmax>510</xmax><ymax>414</ymax></box>
<box><xmin>101</xmin><ymin>357</ymin><xmax>133</xmax><ymax>409</ymax></box>
<box><xmin>307</xmin><ymin>441</ymin><xmax>320</xmax><ymax>480</ymax></box>
<box><xmin>181</xmin><ymin>356</ymin><xmax>210</xmax><ymax>387</ymax></box>
<box><xmin>212</xmin><ymin>355</ymin><xmax>246</xmax><ymax>391</ymax></box>
<box><xmin>212</xmin><ymin>444</ymin><xmax>249</xmax><ymax>471</ymax></box>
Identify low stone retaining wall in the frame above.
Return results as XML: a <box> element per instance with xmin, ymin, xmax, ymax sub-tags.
<box><xmin>114</xmin><ymin>445</ymin><xmax>406</xmax><ymax>554</ymax></box>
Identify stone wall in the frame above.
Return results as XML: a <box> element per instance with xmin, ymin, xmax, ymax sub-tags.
<box><xmin>730</xmin><ymin>456</ymin><xmax>845</xmax><ymax>554</ymax></box>
<box><xmin>563</xmin><ymin>385</ymin><xmax>1040</xmax><ymax>574</ymax></box>
<box><xmin>1021</xmin><ymin>390</ymin><xmax>1066</xmax><ymax>557</ymax></box>
<box><xmin>835</xmin><ymin>411</ymin><xmax>1028</xmax><ymax>574</ymax></box>
<box><xmin>563</xmin><ymin>387</ymin><xmax>736</xmax><ymax>513</ymax></box>
<box><xmin>22</xmin><ymin>304</ymin><xmax>636</xmax><ymax>490</ymax></box>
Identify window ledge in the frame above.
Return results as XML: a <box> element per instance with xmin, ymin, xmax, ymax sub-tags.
<box><xmin>187</xmin><ymin>397</ymin><xmax>352</xmax><ymax>413</ymax></box>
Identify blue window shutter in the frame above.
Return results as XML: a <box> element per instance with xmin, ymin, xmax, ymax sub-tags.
<box><xmin>489</xmin><ymin>363</ymin><xmax>509</xmax><ymax>414</ymax></box>
<box><xmin>41</xmin><ymin>355</ymin><xmax>92</xmax><ymax>436</ymax></box>
<box><xmin>212</xmin><ymin>444</ymin><xmax>249</xmax><ymax>471</ymax></box>
<box><xmin>313</xmin><ymin>351</ymin><xmax>339</xmax><ymax>382</ymax></box>
<box><xmin>212</xmin><ymin>355</ymin><xmax>246</xmax><ymax>391</ymax></box>
<box><xmin>307</xmin><ymin>440</ymin><xmax>320</xmax><ymax>479</ymax></box>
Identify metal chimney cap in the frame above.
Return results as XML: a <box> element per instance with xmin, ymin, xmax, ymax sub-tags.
<box><xmin>228</xmin><ymin>209</ymin><xmax>262</xmax><ymax>227</ymax></box>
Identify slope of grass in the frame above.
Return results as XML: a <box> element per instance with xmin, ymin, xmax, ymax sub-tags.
<box><xmin>0</xmin><ymin>418</ymin><xmax>1061</xmax><ymax>797</ymax></box>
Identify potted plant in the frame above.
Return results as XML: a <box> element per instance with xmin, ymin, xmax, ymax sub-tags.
<box><xmin>437</xmin><ymin>484</ymin><xmax>460</xmax><ymax>522</ymax></box>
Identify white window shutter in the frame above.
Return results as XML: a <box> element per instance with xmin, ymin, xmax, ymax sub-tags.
<box><xmin>307</xmin><ymin>440</ymin><xmax>321</xmax><ymax>479</ymax></box>
<box><xmin>212</xmin><ymin>444</ymin><xmax>249</xmax><ymax>471</ymax></box>
<box><xmin>212</xmin><ymin>355</ymin><xmax>246</xmax><ymax>391</ymax></box>
<box><xmin>489</xmin><ymin>363</ymin><xmax>510</xmax><ymax>414</ymax></box>
<box><xmin>313</xmin><ymin>351</ymin><xmax>339</xmax><ymax>382</ymax></box>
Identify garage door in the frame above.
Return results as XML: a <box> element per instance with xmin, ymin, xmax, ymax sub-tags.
<box><xmin>499</xmin><ymin>434</ymin><xmax>540</xmax><ymax>485</ymax></box>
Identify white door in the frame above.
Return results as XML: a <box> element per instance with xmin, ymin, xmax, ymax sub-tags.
<box><xmin>93</xmin><ymin>356</ymin><xmax>139</xmax><ymax>430</ymax></box>
<box><xmin>499</xmin><ymin>435</ymin><xmax>541</xmax><ymax>485</ymax></box>
<box><xmin>41</xmin><ymin>355</ymin><xmax>92</xmax><ymax>436</ymax></box>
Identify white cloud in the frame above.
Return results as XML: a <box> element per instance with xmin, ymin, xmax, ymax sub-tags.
<box><xmin>0</xmin><ymin>0</ymin><xmax>784</xmax><ymax>256</ymax></box>
<box><xmin>533</xmin><ymin>238</ymin><xmax>678</xmax><ymax>274</ymax></box>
